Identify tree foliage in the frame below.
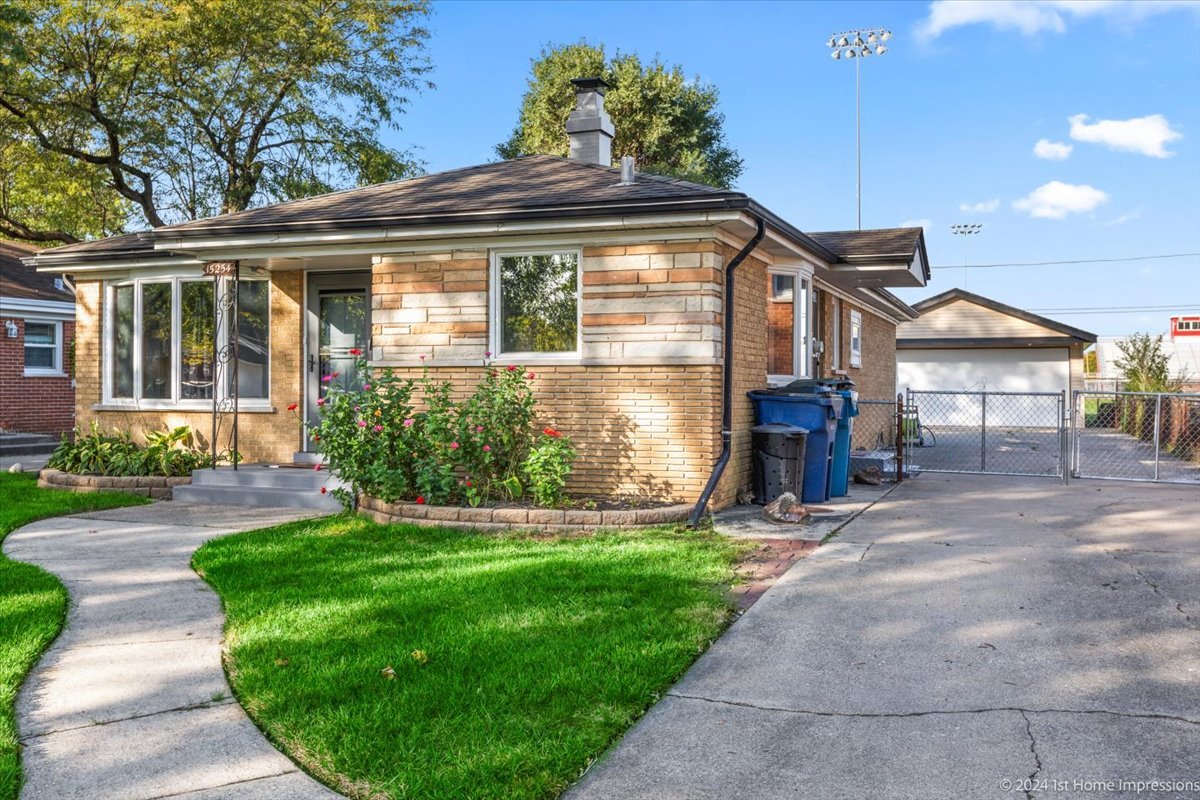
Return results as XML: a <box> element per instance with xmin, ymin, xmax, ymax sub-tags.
<box><xmin>497</xmin><ymin>41</ymin><xmax>743</xmax><ymax>189</ymax></box>
<box><xmin>1114</xmin><ymin>332</ymin><xmax>1182</xmax><ymax>392</ymax></box>
<box><xmin>0</xmin><ymin>0</ymin><xmax>432</xmax><ymax>243</ymax></box>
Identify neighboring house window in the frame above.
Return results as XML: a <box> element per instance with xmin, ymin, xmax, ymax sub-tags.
<box><xmin>24</xmin><ymin>320</ymin><xmax>62</xmax><ymax>376</ymax></box>
<box><xmin>105</xmin><ymin>277</ymin><xmax>270</xmax><ymax>405</ymax></box>
<box><xmin>849</xmin><ymin>309</ymin><xmax>863</xmax><ymax>368</ymax></box>
<box><xmin>492</xmin><ymin>251</ymin><xmax>580</xmax><ymax>357</ymax></box>
<box><xmin>831</xmin><ymin>297</ymin><xmax>842</xmax><ymax>371</ymax></box>
<box><xmin>767</xmin><ymin>269</ymin><xmax>811</xmax><ymax>383</ymax></box>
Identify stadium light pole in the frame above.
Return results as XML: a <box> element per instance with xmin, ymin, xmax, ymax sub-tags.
<box><xmin>828</xmin><ymin>27</ymin><xmax>891</xmax><ymax>230</ymax></box>
<box><xmin>951</xmin><ymin>223</ymin><xmax>984</xmax><ymax>290</ymax></box>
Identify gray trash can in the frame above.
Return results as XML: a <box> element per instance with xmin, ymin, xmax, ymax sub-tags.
<box><xmin>751</xmin><ymin>423</ymin><xmax>808</xmax><ymax>505</ymax></box>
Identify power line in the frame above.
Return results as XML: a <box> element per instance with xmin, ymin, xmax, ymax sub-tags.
<box><xmin>930</xmin><ymin>252</ymin><xmax>1200</xmax><ymax>270</ymax></box>
<box><xmin>1028</xmin><ymin>305</ymin><xmax>1199</xmax><ymax>312</ymax></box>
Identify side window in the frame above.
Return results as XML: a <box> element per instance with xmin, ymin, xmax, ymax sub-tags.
<box><xmin>849</xmin><ymin>310</ymin><xmax>862</xmax><ymax>368</ymax></box>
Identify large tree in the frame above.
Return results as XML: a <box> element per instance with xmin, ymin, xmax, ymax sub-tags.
<box><xmin>0</xmin><ymin>0</ymin><xmax>432</xmax><ymax>243</ymax></box>
<box><xmin>497</xmin><ymin>42</ymin><xmax>743</xmax><ymax>189</ymax></box>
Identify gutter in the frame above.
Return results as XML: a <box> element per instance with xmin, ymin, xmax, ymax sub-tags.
<box><xmin>687</xmin><ymin>215</ymin><xmax>766</xmax><ymax>529</ymax></box>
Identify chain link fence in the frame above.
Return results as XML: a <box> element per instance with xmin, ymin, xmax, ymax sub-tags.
<box><xmin>1072</xmin><ymin>390</ymin><xmax>1200</xmax><ymax>484</ymax></box>
<box><xmin>903</xmin><ymin>390</ymin><xmax>1067</xmax><ymax>479</ymax></box>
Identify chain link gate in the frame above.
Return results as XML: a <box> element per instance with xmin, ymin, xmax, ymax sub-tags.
<box><xmin>904</xmin><ymin>390</ymin><xmax>1068</xmax><ymax>480</ymax></box>
<box><xmin>1071</xmin><ymin>390</ymin><xmax>1200</xmax><ymax>484</ymax></box>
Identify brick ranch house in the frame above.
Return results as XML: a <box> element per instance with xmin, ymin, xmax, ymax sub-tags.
<box><xmin>25</xmin><ymin>79</ymin><xmax>928</xmax><ymax>511</ymax></box>
<box><xmin>1</xmin><ymin>239</ymin><xmax>76</xmax><ymax>435</ymax></box>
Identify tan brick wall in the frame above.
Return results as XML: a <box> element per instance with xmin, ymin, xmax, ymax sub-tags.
<box><xmin>74</xmin><ymin>273</ymin><xmax>304</xmax><ymax>463</ymax></box>
<box><xmin>356</xmin><ymin>364</ymin><xmax>722</xmax><ymax>503</ymax></box>
<box><xmin>371</xmin><ymin>241</ymin><xmax>723</xmax><ymax>364</ymax></box>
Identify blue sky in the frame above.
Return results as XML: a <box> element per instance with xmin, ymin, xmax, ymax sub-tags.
<box><xmin>386</xmin><ymin>0</ymin><xmax>1200</xmax><ymax>337</ymax></box>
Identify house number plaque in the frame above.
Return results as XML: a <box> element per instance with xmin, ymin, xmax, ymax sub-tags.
<box><xmin>203</xmin><ymin>260</ymin><xmax>238</xmax><ymax>276</ymax></box>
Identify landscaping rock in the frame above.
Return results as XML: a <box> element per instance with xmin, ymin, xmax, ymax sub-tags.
<box><xmin>763</xmin><ymin>493</ymin><xmax>809</xmax><ymax>524</ymax></box>
<box><xmin>853</xmin><ymin>466</ymin><xmax>884</xmax><ymax>486</ymax></box>
<box><xmin>8</xmin><ymin>462</ymin><xmax>23</xmax><ymax>473</ymax></box>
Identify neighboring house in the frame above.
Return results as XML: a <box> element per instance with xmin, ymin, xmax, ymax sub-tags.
<box><xmin>1</xmin><ymin>239</ymin><xmax>76</xmax><ymax>435</ymax></box>
<box><xmin>897</xmin><ymin>288</ymin><xmax>1096</xmax><ymax>396</ymax></box>
<box><xmin>24</xmin><ymin>78</ymin><xmax>927</xmax><ymax>509</ymax></box>
<box><xmin>1089</xmin><ymin>329</ymin><xmax>1200</xmax><ymax>392</ymax></box>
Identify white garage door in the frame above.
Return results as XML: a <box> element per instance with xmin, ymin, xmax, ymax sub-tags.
<box><xmin>898</xmin><ymin>348</ymin><xmax>1069</xmax><ymax>427</ymax></box>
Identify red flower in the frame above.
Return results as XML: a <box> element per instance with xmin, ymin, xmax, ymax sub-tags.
<box><xmin>320</xmin><ymin>487</ymin><xmax>327</xmax><ymax>494</ymax></box>
<box><xmin>526</xmin><ymin>372</ymin><xmax>536</xmax><ymax>380</ymax></box>
<box><xmin>287</xmin><ymin>402</ymin><xmax>298</xmax><ymax>412</ymax></box>
<box><xmin>506</xmin><ymin>365</ymin><xmax>518</xmax><ymax>372</ymax></box>
<box><xmin>349</xmin><ymin>348</ymin><xmax>362</xmax><ymax>356</ymax></box>
<box><xmin>313</xmin><ymin>434</ymin><xmax>320</xmax><ymax>441</ymax></box>
<box><xmin>543</xmin><ymin>427</ymin><xmax>561</xmax><ymax>438</ymax></box>
<box><xmin>415</xmin><ymin>496</ymin><xmax>426</xmax><ymax>505</ymax></box>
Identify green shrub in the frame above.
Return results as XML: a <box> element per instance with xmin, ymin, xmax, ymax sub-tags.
<box><xmin>309</xmin><ymin>355</ymin><xmax>575</xmax><ymax>508</ymax></box>
<box><xmin>523</xmin><ymin>428</ymin><xmax>577</xmax><ymax>508</ymax></box>
<box><xmin>48</xmin><ymin>422</ymin><xmax>213</xmax><ymax>477</ymax></box>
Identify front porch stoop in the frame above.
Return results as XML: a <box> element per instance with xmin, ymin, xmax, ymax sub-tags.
<box><xmin>172</xmin><ymin>465</ymin><xmax>345</xmax><ymax>511</ymax></box>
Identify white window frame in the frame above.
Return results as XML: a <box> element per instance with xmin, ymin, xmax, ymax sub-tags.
<box><xmin>102</xmin><ymin>276</ymin><xmax>271</xmax><ymax>410</ymax></box>
<box><xmin>489</xmin><ymin>248</ymin><xmax>582</xmax><ymax>361</ymax></box>
<box><xmin>767</xmin><ymin>266</ymin><xmax>813</xmax><ymax>386</ymax></box>
<box><xmin>23</xmin><ymin>319</ymin><xmax>64</xmax><ymax>377</ymax></box>
<box><xmin>849</xmin><ymin>309</ymin><xmax>863</xmax><ymax>368</ymax></box>
<box><xmin>831</xmin><ymin>297</ymin><xmax>843</xmax><ymax>371</ymax></box>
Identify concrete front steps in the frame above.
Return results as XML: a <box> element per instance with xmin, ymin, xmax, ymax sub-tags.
<box><xmin>0</xmin><ymin>432</ymin><xmax>60</xmax><ymax>457</ymax></box>
<box><xmin>172</xmin><ymin>465</ymin><xmax>346</xmax><ymax>512</ymax></box>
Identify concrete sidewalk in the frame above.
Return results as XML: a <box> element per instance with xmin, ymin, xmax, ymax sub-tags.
<box><xmin>568</xmin><ymin>475</ymin><xmax>1200</xmax><ymax>800</ymax></box>
<box><xmin>4</xmin><ymin>503</ymin><xmax>343</xmax><ymax>800</ymax></box>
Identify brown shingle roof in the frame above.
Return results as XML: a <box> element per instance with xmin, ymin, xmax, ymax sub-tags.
<box><xmin>153</xmin><ymin>155</ymin><xmax>739</xmax><ymax>237</ymax></box>
<box><xmin>0</xmin><ymin>240</ymin><xmax>74</xmax><ymax>303</ymax></box>
<box><xmin>807</xmin><ymin>228</ymin><xmax>924</xmax><ymax>259</ymax></box>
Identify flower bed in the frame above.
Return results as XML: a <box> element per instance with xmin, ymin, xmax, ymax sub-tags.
<box><xmin>307</xmin><ymin>353</ymin><xmax>581</xmax><ymax>510</ymax></box>
<box><xmin>38</xmin><ymin>468</ymin><xmax>191</xmax><ymax>500</ymax></box>
<box><xmin>359</xmin><ymin>495</ymin><xmax>693</xmax><ymax>532</ymax></box>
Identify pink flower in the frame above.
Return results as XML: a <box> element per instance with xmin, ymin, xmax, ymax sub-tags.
<box><xmin>313</xmin><ymin>464</ymin><xmax>322</xmax><ymax>471</ymax></box>
<box><xmin>357</xmin><ymin>420</ymin><xmax>367</xmax><ymax>428</ymax></box>
<box><xmin>363</xmin><ymin>384</ymin><xmax>371</xmax><ymax>390</ymax></box>
<box><xmin>321</xmin><ymin>375</ymin><xmax>333</xmax><ymax>384</ymax></box>
<box><xmin>373</xmin><ymin>424</ymin><xmax>383</xmax><ymax>432</ymax></box>
<box><xmin>449</xmin><ymin>441</ymin><xmax>460</xmax><ymax>450</ymax></box>
<box><xmin>475</xmin><ymin>425</ymin><xmax>484</xmax><ymax>433</ymax></box>
<box><xmin>320</xmin><ymin>487</ymin><xmax>327</xmax><ymax>494</ymax></box>
<box><xmin>482</xmin><ymin>444</ymin><xmax>491</xmax><ymax>452</ymax></box>
<box><xmin>419</xmin><ymin>354</ymin><xmax>426</xmax><ymax>362</ymax></box>
<box><xmin>506</xmin><ymin>365</ymin><xmax>518</xmax><ymax>372</ymax></box>
<box><xmin>526</xmin><ymin>372</ymin><xmax>536</xmax><ymax>379</ymax></box>
<box><xmin>354</xmin><ymin>406</ymin><xmax>360</xmax><ymax>412</ymax></box>
<box><xmin>317</xmin><ymin>397</ymin><xmax>325</xmax><ymax>406</ymax></box>
<box><xmin>484</xmin><ymin>351</ymin><xmax>492</xmax><ymax>358</ymax></box>
<box><xmin>403</xmin><ymin>418</ymin><xmax>414</xmax><ymax>427</ymax></box>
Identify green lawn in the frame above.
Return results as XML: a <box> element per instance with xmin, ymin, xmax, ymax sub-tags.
<box><xmin>0</xmin><ymin>473</ymin><xmax>148</xmax><ymax>800</ymax></box>
<box><xmin>194</xmin><ymin>515</ymin><xmax>746</xmax><ymax>800</ymax></box>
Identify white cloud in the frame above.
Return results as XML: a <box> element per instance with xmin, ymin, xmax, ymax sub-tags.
<box><xmin>958</xmin><ymin>199</ymin><xmax>1000</xmax><ymax>214</ymax></box>
<box><xmin>1013</xmin><ymin>181</ymin><xmax>1110</xmax><ymax>219</ymax></box>
<box><xmin>1107</xmin><ymin>208</ymin><xmax>1142</xmax><ymax>226</ymax></box>
<box><xmin>899</xmin><ymin>218</ymin><xmax>934</xmax><ymax>230</ymax></box>
<box><xmin>916</xmin><ymin>1</ymin><xmax>1197</xmax><ymax>41</ymax></box>
<box><xmin>1033</xmin><ymin>139</ymin><xmax>1073</xmax><ymax>160</ymax></box>
<box><xmin>1068</xmin><ymin>114</ymin><xmax>1183</xmax><ymax>158</ymax></box>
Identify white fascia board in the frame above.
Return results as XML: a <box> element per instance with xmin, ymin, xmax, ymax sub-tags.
<box><xmin>150</xmin><ymin>211</ymin><xmax>745</xmax><ymax>254</ymax></box>
<box><xmin>0</xmin><ymin>297</ymin><xmax>76</xmax><ymax>319</ymax></box>
<box><xmin>184</xmin><ymin>225</ymin><xmax>726</xmax><ymax>264</ymax></box>
<box><xmin>33</xmin><ymin>256</ymin><xmax>204</xmax><ymax>275</ymax></box>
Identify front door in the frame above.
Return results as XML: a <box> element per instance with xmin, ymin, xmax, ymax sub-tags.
<box><xmin>305</xmin><ymin>272</ymin><xmax>371</xmax><ymax>445</ymax></box>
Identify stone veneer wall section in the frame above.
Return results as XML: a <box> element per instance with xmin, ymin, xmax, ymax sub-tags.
<box><xmin>73</xmin><ymin>273</ymin><xmax>304</xmax><ymax>463</ymax></box>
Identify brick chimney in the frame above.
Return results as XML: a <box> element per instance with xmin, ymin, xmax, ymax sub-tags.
<box><xmin>567</xmin><ymin>77</ymin><xmax>614</xmax><ymax>167</ymax></box>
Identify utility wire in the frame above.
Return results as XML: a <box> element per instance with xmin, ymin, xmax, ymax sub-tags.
<box><xmin>930</xmin><ymin>252</ymin><xmax>1200</xmax><ymax>270</ymax></box>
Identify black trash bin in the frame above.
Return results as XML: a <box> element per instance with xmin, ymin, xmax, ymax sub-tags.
<box><xmin>751</xmin><ymin>423</ymin><xmax>808</xmax><ymax>505</ymax></box>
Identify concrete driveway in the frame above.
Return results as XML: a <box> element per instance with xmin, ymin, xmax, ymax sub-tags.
<box><xmin>568</xmin><ymin>474</ymin><xmax>1200</xmax><ymax>800</ymax></box>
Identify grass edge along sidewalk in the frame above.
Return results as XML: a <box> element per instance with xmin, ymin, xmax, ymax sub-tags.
<box><xmin>0</xmin><ymin>473</ymin><xmax>149</xmax><ymax>800</ymax></box>
<box><xmin>194</xmin><ymin>515</ymin><xmax>750</xmax><ymax>800</ymax></box>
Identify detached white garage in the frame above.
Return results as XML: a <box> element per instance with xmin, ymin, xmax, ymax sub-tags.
<box><xmin>897</xmin><ymin>289</ymin><xmax>1096</xmax><ymax>397</ymax></box>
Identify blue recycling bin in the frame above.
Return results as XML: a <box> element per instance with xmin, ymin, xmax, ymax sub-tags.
<box><xmin>748</xmin><ymin>389</ymin><xmax>843</xmax><ymax>504</ymax></box>
<box><xmin>780</xmin><ymin>378</ymin><xmax>860</xmax><ymax>497</ymax></box>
